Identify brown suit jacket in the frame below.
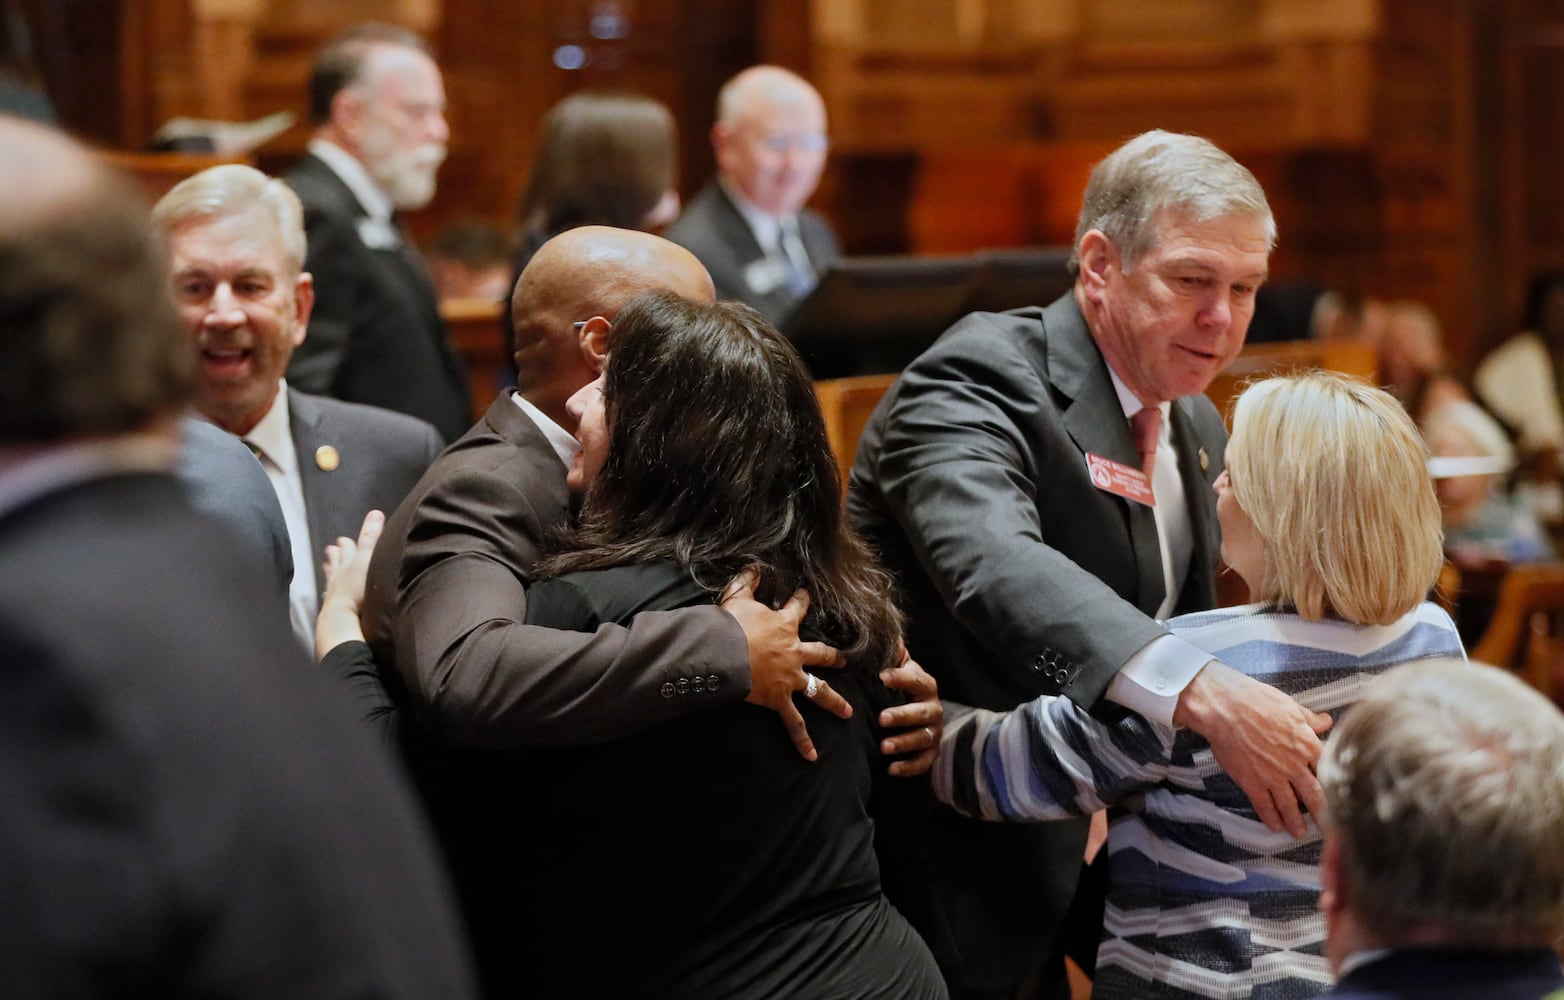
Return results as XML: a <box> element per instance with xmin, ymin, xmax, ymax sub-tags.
<box><xmin>361</xmin><ymin>393</ymin><xmax>751</xmax><ymax>748</ymax></box>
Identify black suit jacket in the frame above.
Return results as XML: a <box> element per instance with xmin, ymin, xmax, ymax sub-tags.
<box><xmin>849</xmin><ymin>294</ymin><xmax>1227</xmax><ymax>991</ymax></box>
<box><xmin>664</xmin><ymin>180</ymin><xmax>840</xmax><ymax>326</ymax></box>
<box><xmin>361</xmin><ymin>393</ymin><xmax>752</xmax><ymax>748</ymax></box>
<box><xmin>286</xmin><ymin>388</ymin><xmax>442</xmax><ymax>597</ymax></box>
<box><xmin>1325</xmin><ymin>949</ymin><xmax>1564</xmax><ymax>999</ymax></box>
<box><xmin>0</xmin><ymin>469</ymin><xmax>474</xmax><ymax>997</ymax></box>
<box><xmin>284</xmin><ymin>153</ymin><xmax>472</xmax><ymax>442</ymax></box>
<box><xmin>416</xmin><ymin>561</ymin><xmax>944</xmax><ymax>999</ymax></box>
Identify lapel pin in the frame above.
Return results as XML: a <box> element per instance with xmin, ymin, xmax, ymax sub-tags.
<box><xmin>315</xmin><ymin>445</ymin><xmax>340</xmax><ymax>472</ymax></box>
<box><xmin>1198</xmin><ymin>448</ymin><xmax>1209</xmax><ymax>473</ymax></box>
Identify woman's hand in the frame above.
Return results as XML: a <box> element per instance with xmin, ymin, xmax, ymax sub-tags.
<box><xmin>315</xmin><ymin>509</ymin><xmax>384</xmax><ymax>661</ymax></box>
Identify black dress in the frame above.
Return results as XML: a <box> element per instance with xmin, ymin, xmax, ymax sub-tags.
<box><xmin>497</xmin><ymin>560</ymin><xmax>946</xmax><ymax>999</ymax></box>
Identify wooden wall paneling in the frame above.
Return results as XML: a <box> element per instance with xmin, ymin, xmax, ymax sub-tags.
<box><xmin>424</xmin><ymin>0</ymin><xmax>764</xmax><ymax>246</ymax></box>
<box><xmin>1495</xmin><ymin>7</ymin><xmax>1564</xmax><ymax>352</ymax></box>
<box><xmin>671</xmin><ymin>0</ymin><xmax>760</xmax><ymax>198</ymax></box>
<box><xmin>908</xmin><ymin>145</ymin><xmax>1042</xmax><ymax>254</ymax></box>
<box><xmin>19</xmin><ymin>0</ymin><xmax>139</xmax><ymax>146</ymax></box>
<box><xmin>1265</xmin><ymin>147</ymin><xmax>1384</xmax><ymax>292</ymax></box>
<box><xmin>1370</xmin><ymin>0</ymin><xmax>1484</xmax><ymax>371</ymax></box>
<box><xmin>814</xmin><ymin>149</ymin><xmax>918</xmax><ymax>255</ymax></box>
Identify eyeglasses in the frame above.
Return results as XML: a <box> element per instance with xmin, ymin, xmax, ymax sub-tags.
<box><xmin>755</xmin><ymin>132</ymin><xmax>830</xmax><ymax>155</ymax></box>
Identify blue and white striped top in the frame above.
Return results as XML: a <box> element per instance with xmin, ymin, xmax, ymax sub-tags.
<box><xmin>933</xmin><ymin>601</ymin><xmax>1465</xmax><ymax>1000</ymax></box>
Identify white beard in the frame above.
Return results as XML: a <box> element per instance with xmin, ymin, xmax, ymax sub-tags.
<box><xmin>362</xmin><ymin>124</ymin><xmax>446</xmax><ymax>211</ymax></box>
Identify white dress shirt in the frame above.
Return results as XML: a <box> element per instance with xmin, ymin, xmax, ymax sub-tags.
<box><xmin>1100</xmin><ymin>367</ymin><xmax>1215</xmax><ymax>727</ymax></box>
<box><xmin>510</xmin><ymin>391</ymin><xmax>577</xmax><ymax>470</ymax></box>
<box><xmin>234</xmin><ymin>385</ymin><xmax>316</xmax><ymax>650</ymax></box>
<box><xmin>307</xmin><ymin>138</ymin><xmax>394</xmax><ymax>223</ymax></box>
<box><xmin>721</xmin><ymin>177</ymin><xmax>814</xmax><ymax>298</ymax></box>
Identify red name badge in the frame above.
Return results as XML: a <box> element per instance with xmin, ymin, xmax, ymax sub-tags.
<box><xmin>1086</xmin><ymin>453</ymin><xmax>1155</xmax><ymax>507</ymax></box>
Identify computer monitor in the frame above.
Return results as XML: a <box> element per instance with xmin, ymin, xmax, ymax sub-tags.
<box><xmin>964</xmin><ymin>246</ymin><xmax>1075</xmax><ymax>314</ymax></box>
<box><xmin>781</xmin><ymin>254</ymin><xmax>982</xmax><ymax>378</ymax></box>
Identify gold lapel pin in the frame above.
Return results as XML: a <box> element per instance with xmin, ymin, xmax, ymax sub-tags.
<box><xmin>1198</xmin><ymin>448</ymin><xmax>1209</xmax><ymax>473</ymax></box>
<box><xmin>315</xmin><ymin>445</ymin><xmax>340</xmax><ymax>472</ymax></box>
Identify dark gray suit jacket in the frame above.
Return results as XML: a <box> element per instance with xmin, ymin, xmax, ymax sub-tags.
<box><xmin>284</xmin><ymin>153</ymin><xmax>472</xmax><ymax>443</ymax></box>
<box><xmin>176</xmin><ymin>415</ymin><xmax>292</xmax><ymax>613</ymax></box>
<box><xmin>361</xmin><ymin>393</ymin><xmax>752</xmax><ymax>749</ymax></box>
<box><xmin>1325</xmin><ymin>949</ymin><xmax>1564</xmax><ymax>999</ymax></box>
<box><xmin>849</xmin><ymin>293</ymin><xmax>1227</xmax><ymax>991</ymax></box>
<box><xmin>286</xmin><ymin>388</ymin><xmax>442</xmax><ymax>597</ymax></box>
<box><xmin>0</xmin><ymin>469</ymin><xmax>475</xmax><ymax>997</ymax></box>
<box><xmin>664</xmin><ymin>180</ymin><xmax>840</xmax><ymax>326</ymax></box>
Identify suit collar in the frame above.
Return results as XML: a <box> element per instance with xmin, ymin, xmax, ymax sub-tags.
<box><xmin>245</xmin><ymin>385</ymin><xmax>297</xmax><ymax>476</ymax></box>
<box><xmin>306</xmin><ymin>138</ymin><xmax>393</xmax><ymax>221</ymax></box>
<box><xmin>1041</xmin><ymin>293</ymin><xmax>1228</xmax><ymax>616</ymax></box>
<box><xmin>1047</xmin><ymin>294</ymin><xmax>1140</xmax><ymax>469</ymax></box>
<box><xmin>480</xmin><ymin>391</ymin><xmax>548</xmax><ymax>450</ymax></box>
<box><xmin>0</xmin><ymin>432</ymin><xmax>175</xmax><ymax>524</ymax></box>
<box><xmin>702</xmin><ymin>182</ymin><xmax>767</xmax><ymax>260</ymax></box>
<box><xmin>1034</xmin><ymin>295</ymin><xmax>1162</xmax><ymax>612</ymax></box>
<box><xmin>1341</xmin><ymin>947</ymin><xmax>1564</xmax><ymax>989</ymax></box>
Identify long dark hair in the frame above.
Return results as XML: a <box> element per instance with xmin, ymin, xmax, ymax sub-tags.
<box><xmin>516</xmin><ymin>91</ymin><xmax>676</xmax><ymax>239</ymax></box>
<box><xmin>537</xmin><ymin>292</ymin><xmax>902</xmax><ymax>668</ymax></box>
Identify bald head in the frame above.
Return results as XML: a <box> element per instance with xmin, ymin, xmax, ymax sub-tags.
<box><xmin>511</xmin><ymin>225</ymin><xmax>713</xmax><ymax>426</ymax></box>
<box><xmin>0</xmin><ymin>117</ymin><xmax>190</xmax><ymax>447</ymax></box>
<box><xmin>713</xmin><ymin>66</ymin><xmax>828</xmax><ymax>219</ymax></box>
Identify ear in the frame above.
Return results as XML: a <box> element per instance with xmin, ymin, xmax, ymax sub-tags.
<box><xmin>1076</xmin><ymin>229</ymin><xmax>1118</xmax><ymax>303</ymax></box>
<box><xmin>578</xmin><ymin>316</ymin><xmax>611</xmax><ymax>374</ymax></box>
<box><xmin>331</xmin><ymin>87</ymin><xmax>367</xmax><ymax>142</ymax></box>
<box><xmin>291</xmin><ymin>272</ymin><xmax>315</xmax><ymax>348</ymax></box>
<box><xmin>711</xmin><ymin>121</ymin><xmax>734</xmax><ymax>171</ymax></box>
<box><xmin>1318</xmin><ymin>834</ymin><xmax>1344</xmax><ymax>923</ymax></box>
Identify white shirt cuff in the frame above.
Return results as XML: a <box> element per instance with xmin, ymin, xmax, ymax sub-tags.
<box><xmin>1106</xmin><ymin>633</ymin><xmax>1213</xmax><ymax>728</ymax></box>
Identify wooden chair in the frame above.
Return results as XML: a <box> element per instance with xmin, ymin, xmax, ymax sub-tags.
<box><xmin>1434</xmin><ymin>561</ymin><xmax>1462</xmax><ymax>617</ymax></box>
<box><xmin>441</xmin><ymin>297</ymin><xmax>507</xmax><ymax>421</ymax></box>
<box><xmin>814</xmin><ymin>373</ymin><xmax>898</xmax><ymax>496</ymax></box>
<box><xmin>1470</xmin><ymin>561</ymin><xmax>1564</xmax><ymax>702</ymax></box>
<box><xmin>1204</xmin><ymin>339</ymin><xmax>1377</xmax><ymax>426</ymax></box>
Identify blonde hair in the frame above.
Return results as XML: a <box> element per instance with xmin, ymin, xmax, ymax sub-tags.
<box><xmin>151</xmin><ymin>164</ymin><xmax>306</xmax><ymax>275</ymax></box>
<box><xmin>1226</xmin><ymin>371</ymin><xmax>1443</xmax><ymax>624</ymax></box>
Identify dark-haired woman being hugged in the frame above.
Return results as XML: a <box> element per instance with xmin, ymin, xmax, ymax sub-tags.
<box><xmin>465</xmin><ymin>291</ymin><xmax>946</xmax><ymax>998</ymax></box>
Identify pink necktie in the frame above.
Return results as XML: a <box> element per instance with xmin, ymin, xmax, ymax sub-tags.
<box><xmin>1131</xmin><ymin>407</ymin><xmax>1162</xmax><ymax>488</ymax></box>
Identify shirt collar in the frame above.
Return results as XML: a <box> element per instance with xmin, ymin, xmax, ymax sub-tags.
<box><xmin>1106</xmin><ymin>364</ymin><xmax>1171</xmax><ymax>433</ymax></box>
<box><xmin>308</xmin><ymin>138</ymin><xmax>394</xmax><ymax>223</ymax></box>
<box><xmin>0</xmin><ymin>431</ymin><xmax>176</xmax><ymax>523</ymax></box>
<box><xmin>720</xmin><ymin>175</ymin><xmax>790</xmax><ymax>252</ymax></box>
<box><xmin>240</xmin><ymin>382</ymin><xmax>298</xmax><ymax>477</ymax></box>
<box><xmin>1337</xmin><ymin>948</ymin><xmax>1392</xmax><ymax>979</ymax></box>
<box><xmin>509</xmin><ymin>391</ymin><xmax>578</xmax><ymax>470</ymax></box>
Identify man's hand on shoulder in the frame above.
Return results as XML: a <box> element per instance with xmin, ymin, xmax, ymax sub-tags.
<box><xmin>875</xmin><ymin>645</ymin><xmax>942</xmax><ymax>777</ymax></box>
<box><xmin>1173</xmin><ymin>660</ymin><xmax>1332</xmax><ymax>837</ymax></box>
<box><xmin>721</xmin><ymin>570</ymin><xmax>849</xmax><ymax>762</ymax></box>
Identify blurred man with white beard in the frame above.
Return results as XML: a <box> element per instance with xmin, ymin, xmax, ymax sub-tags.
<box><xmin>284</xmin><ymin>23</ymin><xmax>472</xmax><ymax>442</ymax></box>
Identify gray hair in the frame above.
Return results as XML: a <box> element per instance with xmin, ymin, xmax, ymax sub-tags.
<box><xmin>151</xmin><ymin>164</ymin><xmax>307</xmax><ymax>275</ymax></box>
<box><xmin>715</xmin><ymin>65</ymin><xmax>821</xmax><ymax>127</ymax></box>
<box><xmin>1318</xmin><ymin>658</ymin><xmax>1564</xmax><ymax>948</ymax></box>
<box><xmin>1071</xmin><ymin>129</ymin><xmax>1276</xmax><ymax>273</ymax></box>
<box><xmin>308</xmin><ymin>22</ymin><xmax>431</xmax><ymax>125</ymax></box>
